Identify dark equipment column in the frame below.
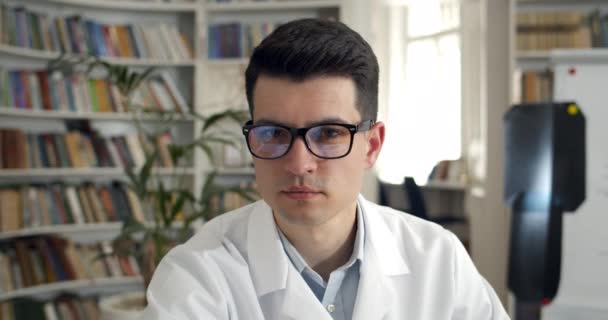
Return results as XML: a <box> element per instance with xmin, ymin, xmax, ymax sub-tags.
<box><xmin>503</xmin><ymin>102</ymin><xmax>586</xmax><ymax>320</ymax></box>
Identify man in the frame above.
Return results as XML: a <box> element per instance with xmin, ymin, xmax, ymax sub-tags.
<box><xmin>143</xmin><ymin>19</ymin><xmax>510</xmax><ymax>319</ymax></box>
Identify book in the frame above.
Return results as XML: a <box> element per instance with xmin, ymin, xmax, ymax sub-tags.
<box><xmin>34</xmin><ymin>238</ymin><xmax>58</xmax><ymax>283</ymax></box>
<box><xmin>160</xmin><ymin>71</ymin><xmax>188</xmax><ymax>113</ymax></box>
<box><xmin>65</xmin><ymin>186</ymin><xmax>85</xmax><ymax>224</ymax></box>
<box><xmin>0</xmin><ymin>252</ymin><xmax>15</xmax><ymax>293</ymax></box>
<box><xmin>156</xmin><ymin>133</ymin><xmax>174</xmax><ymax>168</ymax></box>
<box><xmin>85</xmin><ymin>184</ymin><xmax>107</xmax><ymax>223</ymax></box>
<box><xmin>125</xmin><ymin>134</ymin><xmax>146</xmax><ymax>168</ymax></box>
<box><xmin>13</xmin><ymin>240</ymin><xmax>35</xmax><ymax>287</ymax></box>
<box><xmin>38</xmin><ymin>186</ymin><xmax>52</xmax><ymax>226</ymax></box>
<box><xmin>1</xmin><ymin>188</ymin><xmax>22</xmax><ymax>231</ymax></box>
<box><xmin>77</xmin><ymin>187</ymin><xmax>96</xmax><ymax>223</ymax></box>
<box><xmin>108</xmin><ymin>183</ymin><xmax>130</xmax><ymax>222</ymax></box>
<box><xmin>48</xmin><ymin>237</ymin><xmax>76</xmax><ymax>281</ymax></box>
<box><xmin>95</xmin><ymin>79</ymin><xmax>112</xmax><ymax>112</ymax></box>
<box><xmin>99</xmin><ymin>186</ymin><xmax>118</xmax><ymax>222</ymax></box>
<box><xmin>27</xmin><ymin>134</ymin><xmax>41</xmax><ymax>168</ymax></box>
<box><xmin>8</xmin><ymin>249</ymin><xmax>23</xmax><ymax>289</ymax></box>
<box><xmin>99</xmin><ymin>242</ymin><xmax>123</xmax><ymax>277</ymax></box>
<box><xmin>63</xmin><ymin>243</ymin><xmax>87</xmax><ymax>280</ymax></box>
<box><xmin>50</xmin><ymin>184</ymin><xmax>70</xmax><ymax>224</ymax></box>
<box><xmin>124</xmin><ymin>186</ymin><xmax>145</xmax><ymax>223</ymax></box>
<box><xmin>28</xmin><ymin>248</ymin><xmax>46</xmax><ymax>284</ymax></box>
<box><xmin>64</xmin><ymin>132</ymin><xmax>84</xmax><ymax>168</ymax></box>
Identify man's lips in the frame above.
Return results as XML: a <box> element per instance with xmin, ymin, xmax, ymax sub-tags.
<box><xmin>282</xmin><ymin>186</ymin><xmax>320</xmax><ymax>193</ymax></box>
<box><xmin>280</xmin><ymin>187</ymin><xmax>322</xmax><ymax>200</ymax></box>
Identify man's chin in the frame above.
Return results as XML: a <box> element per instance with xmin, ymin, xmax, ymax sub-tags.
<box><xmin>272</xmin><ymin>203</ymin><xmax>327</xmax><ymax>225</ymax></box>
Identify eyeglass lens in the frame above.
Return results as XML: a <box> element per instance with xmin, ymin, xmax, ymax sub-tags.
<box><xmin>247</xmin><ymin>125</ymin><xmax>352</xmax><ymax>159</ymax></box>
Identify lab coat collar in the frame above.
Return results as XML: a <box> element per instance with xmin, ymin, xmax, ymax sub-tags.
<box><xmin>352</xmin><ymin>195</ymin><xmax>410</xmax><ymax>320</ymax></box>
<box><xmin>358</xmin><ymin>195</ymin><xmax>410</xmax><ymax>276</ymax></box>
<box><xmin>247</xmin><ymin>200</ymin><xmax>288</xmax><ymax>296</ymax></box>
<box><xmin>247</xmin><ymin>200</ymin><xmax>331</xmax><ymax>319</ymax></box>
<box><xmin>247</xmin><ymin>195</ymin><xmax>410</xmax><ymax>319</ymax></box>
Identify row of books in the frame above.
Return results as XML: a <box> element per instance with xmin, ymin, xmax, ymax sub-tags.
<box><xmin>513</xmin><ymin>69</ymin><xmax>553</xmax><ymax>104</ymax></box>
<box><xmin>0</xmin><ymin>129</ymin><xmax>177</xmax><ymax>169</ymax></box>
<box><xmin>0</xmin><ymin>182</ymin><xmax>149</xmax><ymax>232</ymax></box>
<box><xmin>0</xmin><ymin>181</ymin><xmax>258</xmax><ymax>234</ymax></box>
<box><xmin>0</xmin><ymin>236</ymin><xmax>141</xmax><ymax>293</ymax></box>
<box><xmin>208</xmin><ymin>21</ymin><xmax>280</xmax><ymax>58</ymax></box>
<box><xmin>0</xmin><ymin>296</ymin><xmax>100</xmax><ymax>320</ymax></box>
<box><xmin>207</xmin><ymin>181</ymin><xmax>258</xmax><ymax>218</ymax></box>
<box><xmin>516</xmin><ymin>10</ymin><xmax>608</xmax><ymax>51</ymax></box>
<box><xmin>0</xmin><ymin>4</ymin><xmax>193</xmax><ymax>60</ymax></box>
<box><xmin>0</xmin><ymin>69</ymin><xmax>189</xmax><ymax>114</ymax></box>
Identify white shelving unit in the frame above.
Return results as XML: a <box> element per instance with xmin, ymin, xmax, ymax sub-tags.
<box><xmin>0</xmin><ymin>277</ymin><xmax>143</xmax><ymax>301</ymax></box>
<box><xmin>0</xmin><ymin>0</ymin><xmax>343</xmax><ymax>306</ymax></box>
<box><xmin>0</xmin><ymin>108</ymin><xmax>196</xmax><ymax>121</ymax></box>
<box><xmin>0</xmin><ymin>222</ymin><xmax>123</xmax><ymax>242</ymax></box>
<box><xmin>0</xmin><ymin>44</ymin><xmax>197</xmax><ymax>67</ymax></box>
<box><xmin>206</xmin><ymin>0</ymin><xmax>342</xmax><ymax>12</ymax></box>
<box><xmin>0</xmin><ymin>0</ymin><xmax>200</xmax><ymax>305</ymax></box>
<box><xmin>27</xmin><ymin>0</ymin><xmax>199</xmax><ymax>12</ymax></box>
<box><xmin>0</xmin><ymin>167</ymin><xmax>196</xmax><ymax>178</ymax></box>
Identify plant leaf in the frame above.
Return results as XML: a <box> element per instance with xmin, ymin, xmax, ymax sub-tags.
<box><xmin>169</xmin><ymin>190</ymin><xmax>191</xmax><ymax>222</ymax></box>
<box><xmin>202</xmin><ymin>109</ymin><xmax>249</xmax><ymax>133</ymax></box>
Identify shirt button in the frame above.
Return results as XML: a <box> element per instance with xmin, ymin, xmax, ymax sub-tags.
<box><xmin>327</xmin><ymin>304</ymin><xmax>336</xmax><ymax>313</ymax></box>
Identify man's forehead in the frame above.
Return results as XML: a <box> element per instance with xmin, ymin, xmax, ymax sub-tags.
<box><xmin>251</xmin><ymin>74</ymin><xmax>361</xmax><ymax>124</ymax></box>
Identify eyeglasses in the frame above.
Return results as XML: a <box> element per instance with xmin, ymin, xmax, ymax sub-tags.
<box><xmin>242</xmin><ymin>120</ymin><xmax>374</xmax><ymax>160</ymax></box>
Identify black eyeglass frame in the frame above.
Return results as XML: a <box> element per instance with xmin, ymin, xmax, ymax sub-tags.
<box><xmin>242</xmin><ymin>119</ymin><xmax>375</xmax><ymax>160</ymax></box>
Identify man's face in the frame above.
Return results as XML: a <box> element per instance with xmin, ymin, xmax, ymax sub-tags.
<box><xmin>250</xmin><ymin>75</ymin><xmax>384</xmax><ymax>227</ymax></box>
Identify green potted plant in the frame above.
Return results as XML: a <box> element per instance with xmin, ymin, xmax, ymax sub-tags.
<box><xmin>48</xmin><ymin>56</ymin><xmax>257</xmax><ymax>318</ymax></box>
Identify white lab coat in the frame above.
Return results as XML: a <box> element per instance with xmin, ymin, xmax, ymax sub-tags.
<box><xmin>143</xmin><ymin>195</ymin><xmax>510</xmax><ymax>320</ymax></box>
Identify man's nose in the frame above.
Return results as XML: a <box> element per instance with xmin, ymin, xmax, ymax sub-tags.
<box><xmin>283</xmin><ymin>137</ymin><xmax>318</xmax><ymax>175</ymax></box>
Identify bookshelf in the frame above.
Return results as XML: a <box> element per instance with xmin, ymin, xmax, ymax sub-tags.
<box><xmin>513</xmin><ymin>0</ymin><xmax>608</xmax><ymax>103</ymax></box>
<box><xmin>0</xmin><ymin>0</ymin><xmax>344</xmax><ymax>312</ymax></box>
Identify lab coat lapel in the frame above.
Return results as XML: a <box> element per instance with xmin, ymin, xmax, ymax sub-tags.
<box><xmin>281</xmin><ymin>265</ymin><xmax>334</xmax><ymax>320</ymax></box>
<box><xmin>247</xmin><ymin>201</ymin><xmax>332</xmax><ymax>320</ymax></box>
<box><xmin>352</xmin><ymin>197</ymin><xmax>410</xmax><ymax>320</ymax></box>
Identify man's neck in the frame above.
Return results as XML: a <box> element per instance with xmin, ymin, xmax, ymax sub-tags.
<box><xmin>275</xmin><ymin>202</ymin><xmax>358</xmax><ymax>281</ymax></box>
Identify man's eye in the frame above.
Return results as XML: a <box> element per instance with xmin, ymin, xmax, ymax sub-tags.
<box><xmin>260</xmin><ymin>127</ymin><xmax>286</xmax><ymax>140</ymax></box>
<box><xmin>321</xmin><ymin>128</ymin><xmax>340</xmax><ymax>138</ymax></box>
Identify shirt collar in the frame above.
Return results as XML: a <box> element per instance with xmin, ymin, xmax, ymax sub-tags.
<box><xmin>277</xmin><ymin>201</ymin><xmax>366</xmax><ymax>274</ymax></box>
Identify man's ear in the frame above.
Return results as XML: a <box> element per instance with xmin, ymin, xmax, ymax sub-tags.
<box><xmin>365</xmin><ymin>121</ymin><xmax>385</xmax><ymax>169</ymax></box>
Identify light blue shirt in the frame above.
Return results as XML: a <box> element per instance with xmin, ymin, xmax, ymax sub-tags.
<box><xmin>277</xmin><ymin>203</ymin><xmax>365</xmax><ymax>319</ymax></box>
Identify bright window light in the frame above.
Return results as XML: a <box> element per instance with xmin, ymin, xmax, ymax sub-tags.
<box><xmin>377</xmin><ymin>0</ymin><xmax>461</xmax><ymax>184</ymax></box>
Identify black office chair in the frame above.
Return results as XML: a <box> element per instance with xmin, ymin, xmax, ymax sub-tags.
<box><xmin>378</xmin><ymin>177</ymin><xmax>469</xmax><ymax>248</ymax></box>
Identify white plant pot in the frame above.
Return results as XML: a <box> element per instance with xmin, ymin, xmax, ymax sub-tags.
<box><xmin>99</xmin><ymin>291</ymin><xmax>146</xmax><ymax>320</ymax></box>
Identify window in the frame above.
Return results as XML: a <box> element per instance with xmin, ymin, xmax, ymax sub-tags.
<box><xmin>377</xmin><ymin>0</ymin><xmax>462</xmax><ymax>184</ymax></box>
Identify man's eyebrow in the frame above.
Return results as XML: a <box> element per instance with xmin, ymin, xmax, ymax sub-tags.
<box><xmin>254</xmin><ymin>117</ymin><xmax>353</xmax><ymax>127</ymax></box>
